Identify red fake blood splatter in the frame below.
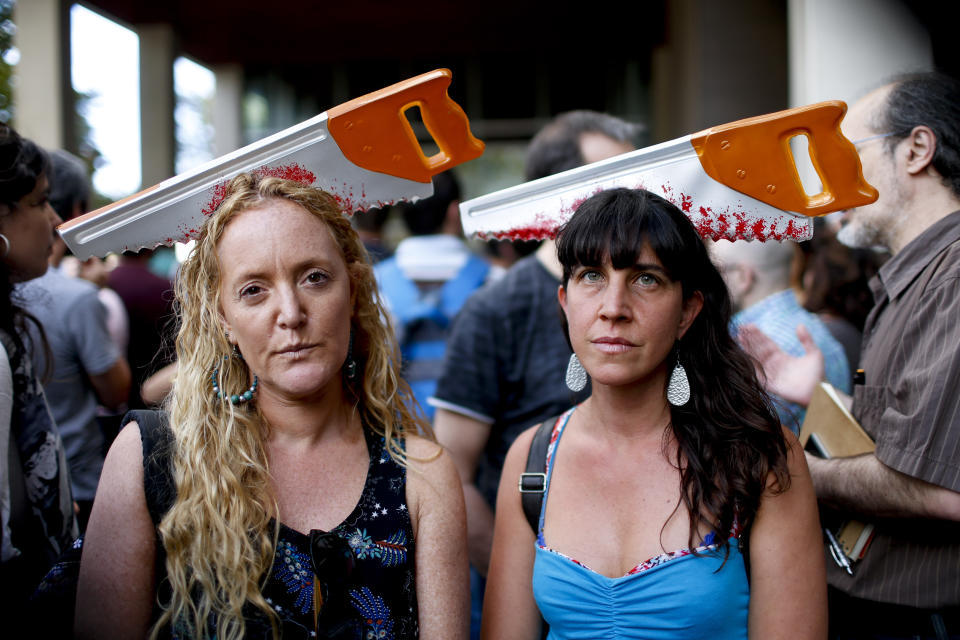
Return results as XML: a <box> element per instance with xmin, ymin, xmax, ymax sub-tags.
<box><xmin>477</xmin><ymin>212</ymin><xmax>562</xmax><ymax>241</ymax></box>
<box><xmin>715</xmin><ymin>213</ymin><xmax>730</xmax><ymax>236</ymax></box>
<box><xmin>680</xmin><ymin>193</ymin><xmax>693</xmax><ymax>213</ymax></box>
<box><xmin>201</xmin><ymin>163</ymin><xmax>318</xmax><ymax>216</ymax></box>
<box><xmin>202</xmin><ymin>182</ymin><xmax>229</xmax><ymax>216</ymax></box>
<box><xmin>784</xmin><ymin>219</ymin><xmax>799</xmax><ymax>240</ymax></box>
<box><xmin>254</xmin><ymin>163</ymin><xmax>317</xmax><ymax>185</ymax></box>
<box><xmin>751</xmin><ymin>218</ymin><xmax>767</xmax><ymax>239</ymax></box>
<box><xmin>494</xmin><ymin>219</ymin><xmax>558</xmax><ymax>240</ymax></box>
<box><xmin>731</xmin><ymin>212</ymin><xmax>747</xmax><ymax>239</ymax></box>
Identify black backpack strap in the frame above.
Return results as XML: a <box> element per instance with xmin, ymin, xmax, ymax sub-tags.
<box><xmin>121</xmin><ymin>409</ymin><xmax>176</xmax><ymax>525</ymax></box>
<box><xmin>520</xmin><ymin>415</ymin><xmax>559</xmax><ymax>533</ymax></box>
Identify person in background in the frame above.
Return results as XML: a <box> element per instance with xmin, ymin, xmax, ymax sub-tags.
<box><xmin>803</xmin><ymin>72</ymin><xmax>960</xmax><ymax>639</ymax></box>
<box><xmin>710</xmin><ymin>238</ymin><xmax>851</xmax><ymax>432</ymax></box>
<box><xmin>352</xmin><ymin>205</ymin><xmax>392</xmax><ymax>264</ymax></box>
<box><xmin>483</xmin><ymin>238</ymin><xmax>541</xmax><ymax>278</ymax></box>
<box><xmin>482</xmin><ymin>188</ymin><xmax>825</xmax><ymax>640</ymax></box>
<box><xmin>376</xmin><ymin>171</ymin><xmax>491</xmax><ymax>420</ymax></box>
<box><xmin>793</xmin><ymin>218</ymin><xmax>885</xmax><ymax>371</ymax></box>
<box><xmin>76</xmin><ymin>174</ymin><xmax>467</xmax><ymax>638</ymax></box>
<box><xmin>431</xmin><ymin>110</ymin><xmax>639</xmax><ymax>638</ymax></box>
<box><xmin>20</xmin><ymin>149</ymin><xmax>130</xmax><ymax>531</ymax></box>
<box><xmin>0</xmin><ymin>124</ymin><xmax>77</xmax><ymax>613</ymax></box>
<box><xmin>106</xmin><ymin>248</ymin><xmax>174</xmax><ymax>414</ymax></box>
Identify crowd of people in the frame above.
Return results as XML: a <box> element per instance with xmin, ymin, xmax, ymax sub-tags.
<box><xmin>1</xmin><ymin>69</ymin><xmax>958</xmax><ymax>639</ymax></box>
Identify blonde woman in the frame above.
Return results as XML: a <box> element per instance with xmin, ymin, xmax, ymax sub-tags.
<box><xmin>76</xmin><ymin>174</ymin><xmax>468</xmax><ymax>639</ymax></box>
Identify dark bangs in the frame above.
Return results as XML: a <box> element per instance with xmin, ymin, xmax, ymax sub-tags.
<box><xmin>556</xmin><ymin>188</ymin><xmax>702</xmax><ymax>297</ymax></box>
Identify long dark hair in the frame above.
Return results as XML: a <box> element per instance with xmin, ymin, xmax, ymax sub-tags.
<box><xmin>556</xmin><ymin>188</ymin><xmax>790</xmax><ymax>554</ymax></box>
<box><xmin>0</xmin><ymin>124</ymin><xmax>50</xmax><ymax>389</ymax></box>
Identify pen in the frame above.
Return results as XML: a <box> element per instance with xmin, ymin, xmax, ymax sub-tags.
<box><xmin>825</xmin><ymin>527</ymin><xmax>854</xmax><ymax>576</ymax></box>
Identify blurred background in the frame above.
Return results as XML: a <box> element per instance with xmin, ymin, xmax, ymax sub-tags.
<box><xmin>2</xmin><ymin>0</ymin><xmax>956</xmax><ymax>230</ymax></box>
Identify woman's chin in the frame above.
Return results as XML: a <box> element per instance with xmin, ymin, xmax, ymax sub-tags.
<box><xmin>261</xmin><ymin>367</ymin><xmax>343</xmax><ymax>402</ymax></box>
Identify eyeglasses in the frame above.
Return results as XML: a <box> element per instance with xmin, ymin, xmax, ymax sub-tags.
<box><xmin>309</xmin><ymin>529</ymin><xmax>355</xmax><ymax>637</ymax></box>
<box><xmin>850</xmin><ymin>132</ymin><xmax>898</xmax><ymax>151</ymax></box>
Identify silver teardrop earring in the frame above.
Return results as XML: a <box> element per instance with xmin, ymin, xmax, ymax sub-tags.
<box><xmin>565</xmin><ymin>353</ymin><xmax>588</xmax><ymax>392</ymax></box>
<box><xmin>0</xmin><ymin>233</ymin><xmax>10</xmax><ymax>258</ymax></box>
<box><xmin>666</xmin><ymin>346</ymin><xmax>690</xmax><ymax>406</ymax></box>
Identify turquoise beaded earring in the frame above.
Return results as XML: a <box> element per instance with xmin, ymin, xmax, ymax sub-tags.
<box><xmin>211</xmin><ymin>350</ymin><xmax>259</xmax><ymax>406</ymax></box>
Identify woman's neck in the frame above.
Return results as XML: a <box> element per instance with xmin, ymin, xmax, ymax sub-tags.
<box><xmin>581</xmin><ymin>373</ymin><xmax>673</xmax><ymax>441</ymax></box>
<box><xmin>257</xmin><ymin>380</ymin><xmax>360</xmax><ymax>449</ymax></box>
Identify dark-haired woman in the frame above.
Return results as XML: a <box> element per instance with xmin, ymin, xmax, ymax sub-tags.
<box><xmin>0</xmin><ymin>125</ymin><xmax>76</xmax><ymax>611</ymax></box>
<box><xmin>482</xmin><ymin>188</ymin><xmax>826</xmax><ymax>639</ymax></box>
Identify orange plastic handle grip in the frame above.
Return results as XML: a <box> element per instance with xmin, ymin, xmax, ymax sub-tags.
<box><xmin>327</xmin><ymin>69</ymin><xmax>484</xmax><ymax>184</ymax></box>
<box><xmin>690</xmin><ymin>101</ymin><xmax>878</xmax><ymax>216</ymax></box>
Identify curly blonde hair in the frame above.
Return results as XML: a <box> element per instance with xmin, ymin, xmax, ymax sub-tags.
<box><xmin>152</xmin><ymin>174</ymin><xmax>430</xmax><ymax>639</ymax></box>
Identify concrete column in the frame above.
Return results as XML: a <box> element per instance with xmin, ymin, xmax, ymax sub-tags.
<box><xmin>788</xmin><ymin>0</ymin><xmax>932</xmax><ymax>107</ymax></box>
<box><xmin>786</xmin><ymin>0</ymin><xmax>931</xmax><ymax>190</ymax></box>
<box><xmin>650</xmin><ymin>0</ymin><xmax>788</xmax><ymax>141</ymax></box>
<box><xmin>212</xmin><ymin>64</ymin><xmax>243</xmax><ymax>156</ymax></box>
<box><xmin>138</xmin><ymin>23</ymin><xmax>176</xmax><ymax>188</ymax></box>
<box><xmin>11</xmin><ymin>0</ymin><xmax>72</xmax><ymax>150</ymax></box>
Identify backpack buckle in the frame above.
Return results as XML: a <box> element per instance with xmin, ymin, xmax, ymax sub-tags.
<box><xmin>518</xmin><ymin>472</ymin><xmax>546</xmax><ymax>494</ymax></box>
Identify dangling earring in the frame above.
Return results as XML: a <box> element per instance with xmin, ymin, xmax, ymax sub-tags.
<box><xmin>565</xmin><ymin>353</ymin><xmax>588</xmax><ymax>392</ymax></box>
<box><xmin>210</xmin><ymin>356</ymin><xmax>259</xmax><ymax>405</ymax></box>
<box><xmin>344</xmin><ymin>327</ymin><xmax>357</xmax><ymax>380</ymax></box>
<box><xmin>0</xmin><ymin>233</ymin><xmax>10</xmax><ymax>258</ymax></box>
<box><xmin>666</xmin><ymin>346</ymin><xmax>690</xmax><ymax>406</ymax></box>
<box><xmin>232</xmin><ymin>344</ymin><xmax>244</xmax><ymax>361</ymax></box>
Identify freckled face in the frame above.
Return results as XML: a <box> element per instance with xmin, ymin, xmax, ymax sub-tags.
<box><xmin>0</xmin><ymin>174</ymin><xmax>62</xmax><ymax>283</ymax></box>
<box><xmin>559</xmin><ymin>245</ymin><xmax>702</xmax><ymax>390</ymax></box>
<box><xmin>217</xmin><ymin>199</ymin><xmax>353</xmax><ymax>402</ymax></box>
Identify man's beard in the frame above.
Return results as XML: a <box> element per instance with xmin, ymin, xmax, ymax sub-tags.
<box><xmin>836</xmin><ymin>214</ymin><xmax>884</xmax><ymax>249</ymax></box>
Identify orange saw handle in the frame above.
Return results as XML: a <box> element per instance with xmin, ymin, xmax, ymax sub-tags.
<box><xmin>690</xmin><ymin>101</ymin><xmax>878</xmax><ymax>216</ymax></box>
<box><xmin>327</xmin><ymin>69</ymin><xmax>484</xmax><ymax>183</ymax></box>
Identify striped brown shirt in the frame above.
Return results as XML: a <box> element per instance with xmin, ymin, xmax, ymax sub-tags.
<box><xmin>827</xmin><ymin>210</ymin><xmax>960</xmax><ymax>608</ymax></box>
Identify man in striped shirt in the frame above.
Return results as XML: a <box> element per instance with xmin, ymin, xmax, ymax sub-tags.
<box><xmin>806</xmin><ymin>72</ymin><xmax>960</xmax><ymax>639</ymax></box>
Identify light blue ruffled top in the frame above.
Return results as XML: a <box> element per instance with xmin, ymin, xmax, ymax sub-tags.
<box><xmin>531</xmin><ymin>409</ymin><xmax>750</xmax><ymax>639</ymax></box>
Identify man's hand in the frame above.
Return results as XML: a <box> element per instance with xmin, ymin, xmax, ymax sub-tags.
<box><xmin>738</xmin><ymin>323</ymin><xmax>824</xmax><ymax>406</ymax></box>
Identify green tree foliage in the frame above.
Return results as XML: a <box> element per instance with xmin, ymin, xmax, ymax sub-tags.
<box><xmin>1</xmin><ymin>0</ymin><xmax>16</xmax><ymax>123</ymax></box>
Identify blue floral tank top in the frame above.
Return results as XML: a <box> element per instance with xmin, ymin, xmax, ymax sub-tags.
<box><xmin>142</xmin><ymin>416</ymin><xmax>419</xmax><ymax>639</ymax></box>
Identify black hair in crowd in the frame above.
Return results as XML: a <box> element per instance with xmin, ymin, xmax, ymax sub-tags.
<box><xmin>878</xmin><ymin>71</ymin><xmax>960</xmax><ymax>198</ymax></box>
<box><xmin>555</xmin><ymin>188</ymin><xmax>790</xmax><ymax>555</ymax></box>
<box><xmin>399</xmin><ymin>170</ymin><xmax>461</xmax><ymax>236</ymax></box>
<box><xmin>0</xmin><ymin>125</ymin><xmax>48</xmax><ymax>207</ymax></box>
<box><xmin>47</xmin><ymin>149</ymin><xmax>91</xmax><ymax>220</ymax></box>
<box><xmin>0</xmin><ymin>124</ymin><xmax>51</xmax><ymax>391</ymax></box>
<box><xmin>524</xmin><ymin>110</ymin><xmax>642</xmax><ymax>181</ymax></box>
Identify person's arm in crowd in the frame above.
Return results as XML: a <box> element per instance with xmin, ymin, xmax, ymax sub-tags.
<box><xmin>73</xmin><ymin>286</ymin><xmax>131</xmax><ymax>411</ymax></box>
<box><xmin>1</xmin><ymin>343</ymin><xmax>13</xmax><ymax>556</ymax></box>
<box><xmin>140</xmin><ymin>361</ymin><xmax>178</xmax><ymax>406</ymax></box>
<box><xmin>75</xmin><ymin>422</ymin><xmax>156</xmax><ymax>639</ymax></box>
<box><xmin>480</xmin><ymin>427</ymin><xmax>542</xmax><ymax>640</ymax></box>
<box><xmin>738</xmin><ymin>323</ymin><xmax>825</xmax><ymax>406</ymax></box>
<box><xmin>406</xmin><ymin>435</ymin><xmax>470</xmax><ymax>640</ymax></box>
<box><xmin>806</xmin><ymin>453</ymin><xmax>960</xmax><ymax>521</ymax></box>
<box><xmin>748</xmin><ymin>428</ymin><xmax>827</xmax><ymax>640</ymax></box>
<box><xmin>434</xmin><ymin>407</ymin><xmax>496</xmax><ymax>575</ymax></box>
<box><xmin>88</xmin><ymin>357</ymin><xmax>131</xmax><ymax>411</ymax></box>
<box><xmin>808</xmin><ymin>277</ymin><xmax>960</xmax><ymax>523</ymax></box>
